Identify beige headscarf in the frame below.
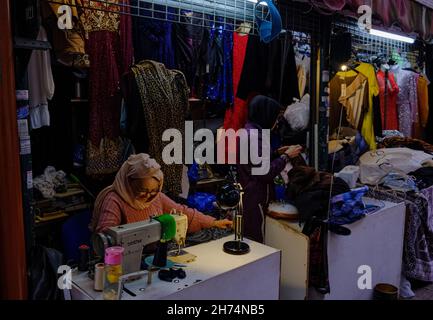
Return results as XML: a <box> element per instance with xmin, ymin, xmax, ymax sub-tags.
<box><xmin>90</xmin><ymin>154</ymin><xmax>164</xmax><ymax>232</ymax></box>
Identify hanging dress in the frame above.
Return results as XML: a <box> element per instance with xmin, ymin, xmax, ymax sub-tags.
<box><xmin>377</xmin><ymin>70</ymin><xmax>400</xmax><ymax>131</ymax></box>
<box><xmin>82</xmin><ymin>0</ymin><xmax>133</xmax><ymax>176</ymax></box>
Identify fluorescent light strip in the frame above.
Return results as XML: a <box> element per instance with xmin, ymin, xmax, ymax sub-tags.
<box><xmin>248</xmin><ymin>0</ymin><xmax>268</xmax><ymax>5</ymax></box>
<box><xmin>369</xmin><ymin>28</ymin><xmax>415</xmax><ymax>44</ymax></box>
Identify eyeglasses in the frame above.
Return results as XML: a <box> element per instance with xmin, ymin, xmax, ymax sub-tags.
<box><xmin>136</xmin><ymin>189</ymin><xmax>159</xmax><ymax>198</ymax></box>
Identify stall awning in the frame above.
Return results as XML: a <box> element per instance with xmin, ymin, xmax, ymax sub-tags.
<box><xmin>292</xmin><ymin>0</ymin><xmax>433</xmax><ymax>40</ymax></box>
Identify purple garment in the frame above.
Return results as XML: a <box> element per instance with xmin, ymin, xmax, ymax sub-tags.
<box><xmin>394</xmin><ymin>67</ymin><xmax>419</xmax><ymax>137</ymax></box>
<box><xmin>237</xmin><ymin>122</ymin><xmax>287</xmax><ymax>243</ymax></box>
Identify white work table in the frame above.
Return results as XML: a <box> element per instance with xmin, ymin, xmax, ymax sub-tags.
<box><xmin>265</xmin><ymin>198</ymin><xmax>406</xmax><ymax>300</ymax></box>
<box><xmin>69</xmin><ymin>236</ymin><xmax>281</xmax><ymax>300</ymax></box>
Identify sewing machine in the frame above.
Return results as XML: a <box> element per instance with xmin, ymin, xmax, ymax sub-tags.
<box><xmin>92</xmin><ymin>213</ymin><xmax>188</xmax><ymax>275</ymax></box>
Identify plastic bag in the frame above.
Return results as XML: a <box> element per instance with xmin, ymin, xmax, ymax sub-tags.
<box><xmin>284</xmin><ymin>94</ymin><xmax>310</xmax><ymax>131</ymax></box>
<box><xmin>187</xmin><ymin>192</ymin><xmax>217</xmax><ymax>213</ymax></box>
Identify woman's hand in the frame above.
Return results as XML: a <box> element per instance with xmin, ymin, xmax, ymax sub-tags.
<box><xmin>277</xmin><ymin>146</ymin><xmax>290</xmax><ymax>155</ymax></box>
<box><xmin>212</xmin><ymin>219</ymin><xmax>233</xmax><ymax>229</ymax></box>
<box><xmin>284</xmin><ymin>145</ymin><xmax>303</xmax><ymax>158</ymax></box>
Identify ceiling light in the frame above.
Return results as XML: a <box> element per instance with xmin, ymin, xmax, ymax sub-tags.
<box><xmin>369</xmin><ymin>28</ymin><xmax>415</xmax><ymax>44</ymax></box>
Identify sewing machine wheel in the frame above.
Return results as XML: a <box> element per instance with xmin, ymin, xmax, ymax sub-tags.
<box><xmin>92</xmin><ymin>233</ymin><xmax>111</xmax><ymax>259</ymax></box>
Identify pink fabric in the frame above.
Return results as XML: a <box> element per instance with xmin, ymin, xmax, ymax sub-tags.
<box><xmin>94</xmin><ymin>191</ymin><xmax>215</xmax><ymax>233</ymax></box>
<box><xmin>306</xmin><ymin>0</ymin><xmax>433</xmax><ymax>40</ymax></box>
<box><xmin>323</xmin><ymin>0</ymin><xmax>346</xmax><ymax>10</ymax></box>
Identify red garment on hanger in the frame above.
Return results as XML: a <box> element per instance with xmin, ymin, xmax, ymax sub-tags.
<box><xmin>224</xmin><ymin>32</ymin><xmax>249</xmax><ymax>131</ymax></box>
<box><xmin>377</xmin><ymin>70</ymin><xmax>400</xmax><ymax>131</ymax></box>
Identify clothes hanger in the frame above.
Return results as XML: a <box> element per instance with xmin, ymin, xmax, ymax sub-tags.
<box><xmin>235</xmin><ymin>22</ymin><xmax>252</xmax><ymax>35</ymax></box>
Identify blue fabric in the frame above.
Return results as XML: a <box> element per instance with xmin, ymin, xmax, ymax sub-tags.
<box><xmin>132</xmin><ymin>4</ymin><xmax>175</xmax><ymax>69</ymax></box>
<box><xmin>255</xmin><ymin>0</ymin><xmax>282</xmax><ymax>44</ymax></box>
<box><xmin>274</xmin><ymin>185</ymin><xmax>286</xmax><ymax>201</ymax></box>
<box><xmin>17</xmin><ymin>105</ymin><xmax>29</xmax><ymax>119</ymax></box>
<box><xmin>205</xmin><ymin>19</ymin><xmax>233</xmax><ymax>106</ymax></box>
<box><xmin>329</xmin><ymin>186</ymin><xmax>370</xmax><ymax>225</ymax></box>
<box><xmin>383</xmin><ymin>172</ymin><xmax>419</xmax><ymax>193</ymax></box>
<box><xmin>187</xmin><ymin>193</ymin><xmax>217</xmax><ymax>213</ymax></box>
<box><xmin>61</xmin><ymin>210</ymin><xmax>92</xmax><ymax>264</ymax></box>
<box><xmin>188</xmin><ymin>162</ymin><xmax>199</xmax><ymax>183</ymax></box>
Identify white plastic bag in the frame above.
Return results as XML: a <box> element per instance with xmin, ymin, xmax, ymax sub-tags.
<box><xmin>284</xmin><ymin>94</ymin><xmax>310</xmax><ymax>131</ymax></box>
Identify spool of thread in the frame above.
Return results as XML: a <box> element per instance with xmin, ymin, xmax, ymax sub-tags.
<box><xmin>94</xmin><ymin>263</ymin><xmax>105</xmax><ymax>292</ymax></box>
<box><xmin>78</xmin><ymin>245</ymin><xmax>90</xmax><ymax>271</ymax></box>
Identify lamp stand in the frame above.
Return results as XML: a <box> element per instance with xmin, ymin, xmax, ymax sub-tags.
<box><xmin>223</xmin><ymin>185</ymin><xmax>250</xmax><ymax>255</ymax></box>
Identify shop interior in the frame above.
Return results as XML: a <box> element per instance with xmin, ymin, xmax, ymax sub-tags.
<box><xmin>2</xmin><ymin>0</ymin><xmax>433</xmax><ymax>300</ymax></box>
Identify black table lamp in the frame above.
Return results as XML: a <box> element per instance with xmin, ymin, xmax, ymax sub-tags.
<box><xmin>216</xmin><ymin>183</ymin><xmax>250</xmax><ymax>255</ymax></box>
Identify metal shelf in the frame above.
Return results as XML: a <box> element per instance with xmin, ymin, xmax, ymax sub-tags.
<box><xmin>14</xmin><ymin>37</ymin><xmax>52</xmax><ymax>51</ymax></box>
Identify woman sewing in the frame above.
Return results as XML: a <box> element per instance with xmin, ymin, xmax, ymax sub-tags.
<box><xmin>90</xmin><ymin>153</ymin><xmax>232</xmax><ymax>233</ymax></box>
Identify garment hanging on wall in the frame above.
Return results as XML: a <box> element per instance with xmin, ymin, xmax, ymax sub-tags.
<box><xmin>223</xmin><ymin>32</ymin><xmax>249</xmax><ymax>131</ymax></box>
<box><xmin>121</xmin><ymin>73</ymin><xmax>149</xmax><ymax>154</ymax></box>
<box><xmin>356</xmin><ymin>63</ymin><xmax>379</xmax><ymax>150</ymax></box>
<box><xmin>131</xmin><ymin>60</ymin><xmax>189</xmax><ymax>195</ymax></box>
<box><xmin>173</xmin><ymin>13</ymin><xmax>195</xmax><ymax>87</ymax></box>
<box><xmin>329</xmin><ymin>72</ymin><xmax>369</xmax><ymax>134</ymax></box>
<box><xmin>237</xmin><ymin>33</ymin><xmax>300</xmax><ymax>106</ymax></box>
<box><xmin>83</xmin><ymin>0</ymin><xmax>134</xmax><ymax>176</ymax></box>
<box><xmin>28</xmin><ymin>26</ymin><xmax>55</xmax><ymax>130</ymax></box>
<box><xmin>132</xmin><ymin>3</ymin><xmax>175</xmax><ymax>69</ymax></box>
<box><xmin>205</xmin><ymin>21</ymin><xmax>233</xmax><ymax>107</ymax></box>
<box><xmin>414</xmin><ymin>75</ymin><xmax>430</xmax><ymax>139</ymax></box>
<box><xmin>190</xmin><ymin>14</ymin><xmax>210</xmax><ymax>99</ymax></box>
<box><xmin>393</xmin><ymin>66</ymin><xmax>419</xmax><ymax>137</ymax></box>
<box><xmin>31</xmin><ymin>66</ymin><xmax>78</xmax><ymax>175</ymax></box>
<box><xmin>377</xmin><ymin>70</ymin><xmax>400</xmax><ymax>131</ymax></box>
<box><xmin>42</xmin><ymin>0</ymin><xmax>87</xmax><ymax>67</ymax></box>
<box><xmin>425</xmin><ymin>44</ymin><xmax>433</xmax><ymax>144</ymax></box>
<box><xmin>335</xmin><ymin>64</ymin><xmax>379</xmax><ymax>149</ymax></box>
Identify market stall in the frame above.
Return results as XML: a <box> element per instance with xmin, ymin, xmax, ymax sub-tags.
<box><xmin>3</xmin><ymin>0</ymin><xmax>433</xmax><ymax>301</ymax></box>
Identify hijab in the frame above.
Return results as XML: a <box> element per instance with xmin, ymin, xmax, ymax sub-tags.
<box><xmin>248</xmin><ymin>95</ymin><xmax>281</xmax><ymax>129</ymax></box>
<box><xmin>90</xmin><ymin>154</ymin><xmax>164</xmax><ymax>232</ymax></box>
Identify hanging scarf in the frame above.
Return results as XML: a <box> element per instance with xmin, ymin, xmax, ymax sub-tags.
<box><xmin>131</xmin><ymin>60</ymin><xmax>189</xmax><ymax>195</ymax></box>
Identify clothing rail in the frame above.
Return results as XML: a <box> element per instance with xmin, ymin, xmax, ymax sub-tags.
<box><xmin>333</xmin><ymin>18</ymin><xmax>421</xmax><ymax>69</ymax></box>
<box><xmin>47</xmin><ymin>0</ymin><xmax>322</xmax><ymax>35</ymax></box>
<box><xmin>47</xmin><ymin>0</ymin><xmax>269</xmax><ymax>33</ymax></box>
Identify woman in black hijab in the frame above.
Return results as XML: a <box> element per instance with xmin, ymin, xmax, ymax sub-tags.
<box><xmin>237</xmin><ymin>95</ymin><xmax>302</xmax><ymax>242</ymax></box>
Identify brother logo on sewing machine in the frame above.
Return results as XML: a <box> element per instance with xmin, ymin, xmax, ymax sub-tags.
<box><xmin>127</xmin><ymin>239</ymin><xmax>143</xmax><ymax>247</ymax></box>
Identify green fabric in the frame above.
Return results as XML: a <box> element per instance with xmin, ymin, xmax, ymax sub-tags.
<box><xmin>154</xmin><ymin>214</ymin><xmax>176</xmax><ymax>242</ymax></box>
